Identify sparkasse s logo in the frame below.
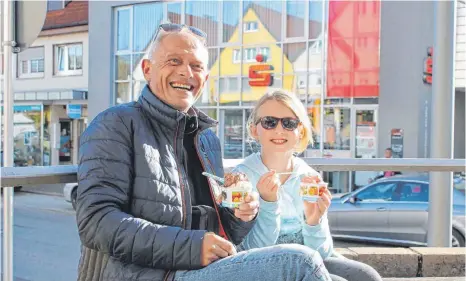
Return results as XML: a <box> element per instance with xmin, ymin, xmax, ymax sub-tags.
<box><xmin>248</xmin><ymin>54</ymin><xmax>274</xmax><ymax>87</ymax></box>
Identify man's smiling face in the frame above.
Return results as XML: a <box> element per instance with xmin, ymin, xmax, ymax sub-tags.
<box><xmin>142</xmin><ymin>32</ymin><xmax>209</xmax><ymax>112</ymax></box>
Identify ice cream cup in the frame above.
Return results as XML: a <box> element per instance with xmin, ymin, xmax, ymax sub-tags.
<box><xmin>220</xmin><ymin>183</ymin><xmax>252</xmax><ymax>209</ymax></box>
<box><xmin>300</xmin><ymin>182</ymin><xmax>328</xmax><ymax>202</ymax></box>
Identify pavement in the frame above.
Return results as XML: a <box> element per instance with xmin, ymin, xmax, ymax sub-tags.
<box><xmin>0</xmin><ymin>192</ymin><xmax>80</xmax><ymax>281</ymax></box>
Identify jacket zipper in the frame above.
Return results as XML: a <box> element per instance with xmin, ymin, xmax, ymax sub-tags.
<box><xmin>173</xmin><ymin>122</ymin><xmax>187</xmax><ymax>228</ymax></box>
<box><xmin>164</xmin><ymin>122</ymin><xmax>187</xmax><ymax>281</ymax></box>
<box><xmin>194</xmin><ymin>130</ymin><xmax>230</xmax><ymax>241</ymax></box>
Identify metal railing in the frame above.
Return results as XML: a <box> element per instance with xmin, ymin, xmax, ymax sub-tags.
<box><xmin>1</xmin><ymin>158</ymin><xmax>465</xmax><ymax>281</ymax></box>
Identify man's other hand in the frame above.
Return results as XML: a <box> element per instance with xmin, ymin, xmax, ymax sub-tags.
<box><xmin>201</xmin><ymin>232</ymin><xmax>237</xmax><ymax>266</ymax></box>
<box><xmin>234</xmin><ymin>192</ymin><xmax>259</xmax><ymax>222</ymax></box>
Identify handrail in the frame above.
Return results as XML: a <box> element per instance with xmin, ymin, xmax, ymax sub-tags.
<box><xmin>1</xmin><ymin>157</ymin><xmax>465</xmax><ymax>281</ymax></box>
<box><xmin>1</xmin><ymin>158</ymin><xmax>465</xmax><ymax>188</ymax></box>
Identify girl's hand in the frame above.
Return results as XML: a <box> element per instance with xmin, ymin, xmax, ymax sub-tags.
<box><xmin>302</xmin><ymin>178</ymin><xmax>332</xmax><ymax>225</ymax></box>
<box><xmin>256</xmin><ymin>170</ymin><xmax>280</xmax><ymax>202</ymax></box>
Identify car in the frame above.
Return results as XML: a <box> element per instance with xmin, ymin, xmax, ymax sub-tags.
<box><xmin>328</xmin><ymin>174</ymin><xmax>465</xmax><ymax>247</ymax></box>
<box><xmin>63</xmin><ymin>182</ymin><xmax>78</xmax><ymax>210</ymax></box>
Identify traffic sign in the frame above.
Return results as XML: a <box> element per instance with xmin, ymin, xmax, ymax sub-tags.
<box><xmin>1</xmin><ymin>0</ymin><xmax>47</xmax><ymax>53</ymax></box>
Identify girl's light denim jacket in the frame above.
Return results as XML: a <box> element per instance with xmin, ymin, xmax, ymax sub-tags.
<box><xmin>233</xmin><ymin>152</ymin><xmax>334</xmax><ymax>259</ymax></box>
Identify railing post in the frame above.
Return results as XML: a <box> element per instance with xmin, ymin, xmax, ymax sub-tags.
<box><xmin>428</xmin><ymin>0</ymin><xmax>456</xmax><ymax>247</ymax></box>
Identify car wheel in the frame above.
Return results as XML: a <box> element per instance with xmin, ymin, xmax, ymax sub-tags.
<box><xmin>452</xmin><ymin>229</ymin><xmax>465</xmax><ymax>247</ymax></box>
<box><xmin>71</xmin><ymin>188</ymin><xmax>78</xmax><ymax>210</ymax></box>
<box><xmin>14</xmin><ymin>186</ymin><xmax>22</xmax><ymax>192</ymax></box>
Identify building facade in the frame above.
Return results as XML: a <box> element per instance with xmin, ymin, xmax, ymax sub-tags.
<box><xmin>1</xmin><ymin>0</ymin><xmax>89</xmax><ymax>167</ymax></box>
<box><xmin>88</xmin><ymin>0</ymin><xmax>465</xmax><ymax>192</ymax></box>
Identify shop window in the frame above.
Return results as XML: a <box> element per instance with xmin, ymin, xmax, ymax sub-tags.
<box><xmin>12</xmin><ymin>105</ymin><xmax>43</xmax><ymax>166</ymax></box>
<box><xmin>116</xmin><ymin>8</ymin><xmax>130</xmax><ymax>52</ymax></box>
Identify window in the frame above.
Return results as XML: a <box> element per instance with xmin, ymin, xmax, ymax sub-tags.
<box><xmin>243</xmin><ymin>47</ymin><xmax>270</xmax><ymax>63</ymax></box>
<box><xmin>54</xmin><ymin>43</ymin><xmax>83</xmax><ymax>75</ymax></box>
<box><xmin>19</xmin><ymin>59</ymin><xmax>44</xmax><ymax>77</ymax></box>
<box><xmin>17</xmin><ymin>47</ymin><xmax>45</xmax><ymax>78</ymax></box>
<box><xmin>244</xmin><ymin>48</ymin><xmax>257</xmax><ymax>62</ymax></box>
<box><xmin>233</xmin><ymin>49</ymin><xmax>241</xmax><ymax>63</ymax></box>
<box><xmin>47</xmin><ymin>0</ymin><xmax>64</xmax><ymax>12</ymax></box>
<box><xmin>356</xmin><ymin>182</ymin><xmax>398</xmax><ymax>201</ymax></box>
<box><xmin>392</xmin><ymin>182</ymin><xmax>429</xmax><ymax>202</ymax></box>
<box><xmin>243</xmin><ymin>21</ymin><xmax>258</xmax><ymax>32</ymax></box>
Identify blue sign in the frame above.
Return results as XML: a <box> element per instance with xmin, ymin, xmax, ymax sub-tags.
<box><xmin>1</xmin><ymin>105</ymin><xmax>42</xmax><ymax>112</ymax></box>
<box><xmin>66</xmin><ymin>104</ymin><xmax>82</xmax><ymax>119</ymax></box>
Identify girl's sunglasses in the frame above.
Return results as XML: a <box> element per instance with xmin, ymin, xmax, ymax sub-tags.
<box><xmin>157</xmin><ymin>23</ymin><xmax>207</xmax><ymax>39</ymax></box>
<box><xmin>256</xmin><ymin>116</ymin><xmax>300</xmax><ymax>131</ymax></box>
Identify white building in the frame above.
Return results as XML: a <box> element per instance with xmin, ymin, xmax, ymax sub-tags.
<box><xmin>1</xmin><ymin>0</ymin><xmax>89</xmax><ymax>167</ymax></box>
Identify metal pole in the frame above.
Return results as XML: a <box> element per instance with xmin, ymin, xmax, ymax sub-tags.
<box><xmin>428</xmin><ymin>0</ymin><xmax>456</xmax><ymax>247</ymax></box>
<box><xmin>2</xmin><ymin>0</ymin><xmax>15</xmax><ymax>279</ymax></box>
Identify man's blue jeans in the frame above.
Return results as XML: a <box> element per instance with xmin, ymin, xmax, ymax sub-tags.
<box><xmin>174</xmin><ymin>244</ymin><xmax>331</xmax><ymax>281</ymax></box>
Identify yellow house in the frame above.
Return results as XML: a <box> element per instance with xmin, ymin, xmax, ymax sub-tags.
<box><xmin>208</xmin><ymin>4</ymin><xmax>297</xmax><ymax>105</ymax></box>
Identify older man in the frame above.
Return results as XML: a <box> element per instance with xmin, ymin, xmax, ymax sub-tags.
<box><xmin>76</xmin><ymin>24</ymin><xmax>330</xmax><ymax>281</ymax></box>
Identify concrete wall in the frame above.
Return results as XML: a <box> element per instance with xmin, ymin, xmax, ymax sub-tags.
<box><xmin>456</xmin><ymin>1</ymin><xmax>465</xmax><ymax>89</ymax></box>
<box><xmin>13</xmin><ymin>31</ymin><xmax>89</xmax><ymax>92</ymax></box>
<box><xmin>378</xmin><ymin>1</ymin><xmax>434</xmax><ymax>158</ymax></box>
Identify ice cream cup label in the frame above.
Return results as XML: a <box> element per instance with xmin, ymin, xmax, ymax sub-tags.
<box><xmin>300</xmin><ymin>182</ymin><xmax>327</xmax><ymax>202</ymax></box>
<box><xmin>221</xmin><ymin>189</ymin><xmax>249</xmax><ymax>208</ymax></box>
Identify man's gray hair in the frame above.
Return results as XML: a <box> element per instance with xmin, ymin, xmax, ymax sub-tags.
<box><xmin>147</xmin><ymin>27</ymin><xmax>208</xmax><ymax>64</ymax></box>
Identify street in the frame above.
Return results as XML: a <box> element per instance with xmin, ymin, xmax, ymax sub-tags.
<box><xmin>0</xmin><ymin>192</ymin><xmax>387</xmax><ymax>281</ymax></box>
<box><xmin>0</xmin><ymin>192</ymin><xmax>80</xmax><ymax>281</ymax></box>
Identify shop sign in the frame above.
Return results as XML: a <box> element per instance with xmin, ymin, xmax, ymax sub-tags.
<box><xmin>390</xmin><ymin>128</ymin><xmax>404</xmax><ymax>158</ymax></box>
<box><xmin>248</xmin><ymin>54</ymin><xmax>274</xmax><ymax>87</ymax></box>
<box><xmin>1</xmin><ymin>105</ymin><xmax>42</xmax><ymax>112</ymax></box>
<box><xmin>66</xmin><ymin>104</ymin><xmax>82</xmax><ymax>119</ymax></box>
<box><xmin>423</xmin><ymin>47</ymin><xmax>433</xmax><ymax>85</ymax></box>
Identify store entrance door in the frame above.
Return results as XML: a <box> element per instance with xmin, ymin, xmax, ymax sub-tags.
<box><xmin>352</xmin><ymin>107</ymin><xmax>378</xmax><ymax>190</ymax></box>
<box><xmin>59</xmin><ymin>120</ymin><xmax>73</xmax><ymax>164</ymax></box>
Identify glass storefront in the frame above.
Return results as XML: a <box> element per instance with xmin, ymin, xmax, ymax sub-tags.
<box><xmin>113</xmin><ymin>0</ymin><xmax>381</xmax><ymax>192</ymax></box>
<box><xmin>1</xmin><ymin>105</ymin><xmax>44</xmax><ymax>166</ymax></box>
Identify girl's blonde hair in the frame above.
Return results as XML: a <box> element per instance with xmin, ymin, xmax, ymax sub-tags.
<box><xmin>246</xmin><ymin>89</ymin><xmax>313</xmax><ymax>153</ymax></box>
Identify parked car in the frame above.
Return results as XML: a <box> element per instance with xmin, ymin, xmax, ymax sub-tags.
<box><xmin>328</xmin><ymin>174</ymin><xmax>465</xmax><ymax>247</ymax></box>
<box><xmin>63</xmin><ymin>183</ymin><xmax>78</xmax><ymax>210</ymax></box>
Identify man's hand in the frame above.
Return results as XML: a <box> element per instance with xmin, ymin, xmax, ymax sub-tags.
<box><xmin>302</xmin><ymin>175</ymin><xmax>332</xmax><ymax>225</ymax></box>
<box><xmin>234</xmin><ymin>192</ymin><xmax>259</xmax><ymax>222</ymax></box>
<box><xmin>201</xmin><ymin>232</ymin><xmax>237</xmax><ymax>266</ymax></box>
<box><xmin>256</xmin><ymin>171</ymin><xmax>280</xmax><ymax>202</ymax></box>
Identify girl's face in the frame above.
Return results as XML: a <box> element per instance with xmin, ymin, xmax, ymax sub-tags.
<box><xmin>251</xmin><ymin>99</ymin><xmax>303</xmax><ymax>155</ymax></box>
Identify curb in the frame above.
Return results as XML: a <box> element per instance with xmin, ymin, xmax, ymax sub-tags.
<box><xmin>335</xmin><ymin>247</ymin><xmax>465</xmax><ymax>278</ymax></box>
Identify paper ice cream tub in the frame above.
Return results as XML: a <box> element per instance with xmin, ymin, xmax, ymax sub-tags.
<box><xmin>300</xmin><ymin>182</ymin><xmax>327</xmax><ymax>202</ymax></box>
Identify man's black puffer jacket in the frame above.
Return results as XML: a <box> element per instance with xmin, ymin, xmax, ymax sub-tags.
<box><xmin>76</xmin><ymin>86</ymin><xmax>254</xmax><ymax>281</ymax></box>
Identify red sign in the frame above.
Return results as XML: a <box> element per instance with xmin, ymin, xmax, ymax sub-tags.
<box><xmin>248</xmin><ymin>54</ymin><xmax>274</xmax><ymax>87</ymax></box>
<box><xmin>423</xmin><ymin>47</ymin><xmax>433</xmax><ymax>85</ymax></box>
<box><xmin>326</xmin><ymin>0</ymin><xmax>381</xmax><ymax>98</ymax></box>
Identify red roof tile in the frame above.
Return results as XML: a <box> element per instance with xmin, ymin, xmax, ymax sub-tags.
<box><xmin>42</xmin><ymin>0</ymin><xmax>88</xmax><ymax>31</ymax></box>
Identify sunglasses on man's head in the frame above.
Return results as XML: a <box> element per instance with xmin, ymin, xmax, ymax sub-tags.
<box><xmin>157</xmin><ymin>23</ymin><xmax>207</xmax><ymax>39</ymax></box>
<box><xmin>256</xmin><ymin>116</ymin><xmax>300</xmax><ymax>131</ymax></box>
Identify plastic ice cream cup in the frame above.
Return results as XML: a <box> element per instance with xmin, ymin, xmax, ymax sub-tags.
<box><xmin>299</xmin><ymin>182</ymin><xmax>328</xmax><ymax>202</ymax></box>
<box><xmin>220</xmin><ymin>181</ymin><xmax>253</xmax><ymax>208</ymax></box>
